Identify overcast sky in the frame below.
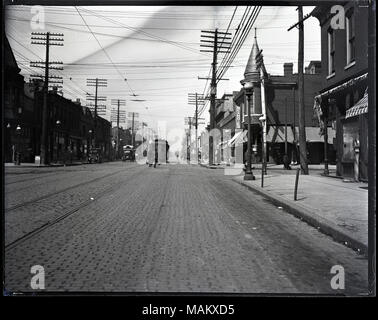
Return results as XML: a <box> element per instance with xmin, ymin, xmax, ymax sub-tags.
<box><xmin>5</xmin><ymin>5</ymin><xmax>320</xmax><ymax>150</ymax></box>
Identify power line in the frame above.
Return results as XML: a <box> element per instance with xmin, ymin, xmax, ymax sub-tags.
<box><xmin>77</xmin><ymin>6</ymin><xmax>211</xmax><ymax>58</ymax></box>
<box><xmin>217</xmin><ymin>6</ymin><xmax>262</xmax><ymax>83</ymax></box>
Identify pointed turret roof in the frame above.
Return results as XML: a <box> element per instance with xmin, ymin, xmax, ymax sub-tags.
<box><xmin>243</xmin><ymin>29</ymin><xmax>261</xmax><ymax>82</ymax></box>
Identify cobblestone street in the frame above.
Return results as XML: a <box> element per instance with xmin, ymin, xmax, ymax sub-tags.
<box><xmin>4</xmin><ymin>162</ymin><xmax>368</xmax><ymax>294</ymax></box>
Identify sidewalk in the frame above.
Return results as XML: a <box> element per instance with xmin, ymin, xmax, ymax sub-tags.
<box><xmin>232</xmin><ymin>167</ymin><xmax>368</xmax><ymax>255</ymax></box>
<box><xmin>4</xmin><ymin>161</ymin><xmax>89</xmax><ymax>168</ymax></box>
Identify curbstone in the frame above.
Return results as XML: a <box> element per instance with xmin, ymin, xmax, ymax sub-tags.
<box><xmin>233</xmin><ymin>177</ymin><xmax>368</xmax><ymax>256</ymax></box>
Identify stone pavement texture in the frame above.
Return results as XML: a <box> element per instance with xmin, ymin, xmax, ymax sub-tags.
<box><xmin>233</xmin><ymin>167</ymin><xmax>368</xmax><ymax>253</ymax></box>
<box><xmin>4</xmin><ymin>162</ymin><xmax>368</xmax><ymax>294</ymax></box>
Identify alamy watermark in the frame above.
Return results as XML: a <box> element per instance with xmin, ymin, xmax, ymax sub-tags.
<box><xmin>30</xmin><ymin>265</ymin><xmax>45</xmax><ymax>289</ymax></box>
<box><xmin>330</xmin><ymin>5</ymin><xmax>345</xmax><ymax>30</ymax></box>
<box><xmin>30</xmin><ymin>6</ymin><xmax>45</xmax><ymax>30</ymax></box>
<box><xmin>330</xmin><ymin>265</ymin><xmax>345</xmax><ymax>290</ymax></box>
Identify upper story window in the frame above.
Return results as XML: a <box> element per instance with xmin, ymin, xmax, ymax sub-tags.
<box><xmin>327</xmin><ymin>28</ymin><xmax>336</xmax><ymax>76</ymax></box>
<box><xmin>346</xmin><ymin>9</ymin><xmax>355</xmax><ymax>65</ymax></box>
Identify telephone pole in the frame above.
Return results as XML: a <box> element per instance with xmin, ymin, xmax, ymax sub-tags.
<box><xmin>131</xmin><ymin>112</ymin><xmax>135</xmax><ymax>148</ymax></box>
<box><xmin>288</xmin><ymin>6</ymin><xmax>310</xmax><ymax>174</ymax></box>
<box><xmin>31</xmin><ymin>32</ymin><xmax>64</xmax><ymax>165</ymax></box>
<box><xmin>111</xmin><ymin>99</ymin><xmax>126</xmax><ymax>159</ymax></box>
<box><xmin>86</xmin><ymin>78</ymin><xmax>107</xmax><ymax>148</ymax></box>
<box><xmin>199</xmin><ymin>29</ymin><xmax>231</xmax><ymax>165</ymax></box>
<box><xmin>188</xmin><ymin>93</ymin><xmax>205</xmax><ymax>163</ymax></box>
<box><xmin>297</xmin><ymin>6</ymin><xmax>308</xmax><ymax>174</ymax></box>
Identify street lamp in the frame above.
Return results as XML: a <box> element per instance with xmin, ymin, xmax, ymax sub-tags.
<box><xmin>88</xmin><ymin>129</ymin><xmax>93</xmax><ymax>148</ymax></box>
<box><xmin>15</xmin><ymin>125</ymin><xmax>22</xmax><ymax>165</ymax></box>
<box><xmin>55</xmin><ymin>120</ymin><xmax>61</xmax><ymax>162</ymax></box>
<box><xmin>241</xmin><ymin>80</ymin><xmax>255</xmax><ymax>180</ymax></box>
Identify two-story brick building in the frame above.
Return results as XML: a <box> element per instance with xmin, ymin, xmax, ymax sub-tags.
<box><xmin>4</xmin><ymin>35</ymin><xmax>42</xmax><ymax>163</ymax></box>
<box><xmin>312</xmin><ymin>2</ymin><xmax>369</xmax><ymax>181</ymax></box>
<box><xmin>4</xmin><ymin>34</ymin><xmax>112</xmax><ymax>164</ymax></box>
<box><xmin>232</xmin><ymin>59</ymin><xmax>334</xmax><ymax>165</ymax></box>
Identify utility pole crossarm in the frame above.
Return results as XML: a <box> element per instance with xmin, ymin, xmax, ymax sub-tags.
<box><xmin>31</xmin><ymin>31</ymin><xmax>64</xmax><ymax>165</ymax></box>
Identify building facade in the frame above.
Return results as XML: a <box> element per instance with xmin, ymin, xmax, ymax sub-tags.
<box><xmin>4</xmin><ymin>36</ymin><xmax>42</xmax><ymax>163</ymax></box>
<box><xmin>264</xmin><ymin>61</ymin><xmax>335</xmax><ymax>165</ymax></box>
<box><xmin>312</xmin><ymin>2</ymin><xmax>369</xmax><ymax>181</ymax></box>
<box><xmin>232</xmin><ymin>60</ymin><xmax>334</xmax><ymax>165</ymax></box>
<box><xmin>4</xmin><ymin>35</ymin><xmax>112</xmax><ymax>164</ymax></box>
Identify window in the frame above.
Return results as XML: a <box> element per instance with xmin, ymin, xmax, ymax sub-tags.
<box><xmin>346</xmin><ymin>9</ymin><xmax>355</xmax><ymax>65</ymax></box>
<box><xmin>328</xmin><ymin>28</ymin><xmax>336</xmax><ymax>75</ymax></box>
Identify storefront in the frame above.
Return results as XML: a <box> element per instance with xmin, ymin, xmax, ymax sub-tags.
<box><xmin>314</xmin><ymin>74</ymin><xmax>368</xmax><ymax>181</ymax></box>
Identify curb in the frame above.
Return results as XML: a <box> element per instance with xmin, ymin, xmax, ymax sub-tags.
<box><xmin>199</xmin><ymin>163</ymin><xmax>225</xmax><ymax>169</ymax></box>
<box><xmin>4</xmin><ymin>161</ymin><xmax>123</xmax><ymax>168</ymax></box>
<box><xmin>4</xmin><ymin>162</ymin><xmax>90</xmax><ymax>168</ymax></box>
<box><xmin>233</xmin><ymin>177</ymin><xmax>368</xmax><ymax>256</ymax></box>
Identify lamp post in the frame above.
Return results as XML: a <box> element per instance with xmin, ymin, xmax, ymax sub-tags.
<box><xmin>6</xmin><ymin>123</ymin><xmax>11</xmax><ymax>162</ymax></box>
<box><xmin>241</xmin><ymin>80</ymin><xmax>255</xmax><ymax>180</ymax></box>
<box><xmin>119</xmin><ymin>138</ymin><xmax>123</xmax><ymax>159</ymax></box>
<box><xmin>55</xmin><ymin>120</ymin><xmax>61</xmax><ymax>163</ymax></box>
<box><xmin>88</xmin><ymin>129</ymin><xmax>93</xmax><ymax>150</ymax></box>
<box><xmin>15</xmin><ymin>125</ymin><xmax>22</xmax><ymax>165</ymax></box>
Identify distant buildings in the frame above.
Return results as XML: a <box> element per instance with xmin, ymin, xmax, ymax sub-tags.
<box><xmin>4</xmin><ymin>35</ymin><xmax>112</xmax><ymax>164</ymax></box>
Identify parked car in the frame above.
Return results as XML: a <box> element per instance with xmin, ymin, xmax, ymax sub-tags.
<box><xmin>88</xmin><ymin>148</ymin><xmax>102</xmax><ymax>163</ymax></box>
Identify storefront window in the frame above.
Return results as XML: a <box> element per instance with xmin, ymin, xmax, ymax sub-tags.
<box><xmin>328</xmin><ymin>28</ymin><xmax>336</xmax><ymax>75</ymax></box>
<box><xmin>346</xmin><ymin>9</ymin><xmax>355</xmax><ymax>65</ymax></box>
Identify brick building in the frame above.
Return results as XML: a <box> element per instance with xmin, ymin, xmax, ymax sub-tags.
<box><xmin>4</xmin><ymin>36</ymin><xmax>42</xmax><ymax>163</ymax></box>
<box><xmin>4</xmin><ymin>35</ymin><xmax>112</xmax><ymax>164</ymax></box>
<box><xmin>264</xmin><ymin>61</ymin><xmax>335</xmax><ymax>164</ymax></box>
<box><xmin>312</xmin><ymin>2</ymin><xmax>369</xmax><ymax>181</ymax></box>
<box><xmin>232</xmin><ymin>59</ymin><xmax>333</xmax><ymax>165</ymax></box>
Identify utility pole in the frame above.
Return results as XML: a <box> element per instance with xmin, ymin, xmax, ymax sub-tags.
<box><xmin>31</xmin><ymin>32</ymin><xmax>64</xmax><ymax>165</ymax></box>
<box><xmin>199</xmin><ymin>29</ymin><xmax>231</xmax><ymax>165</ymax></box>
<box><xmin>188</xmin><ymin>93</ymin><xmax>205</xmax><ymax>163</ymax></box>
<box><xmin>292</xmin><ymin>86</ymin><xmax>297</xmax><ymax>164</ymax></box>
<box><xmin>297</xmin><ymin>6</ymin><xmax>308</xmax><ymax>174</ymax></box>
<box><xmin>288</xmin><ymin>6</ymin><xmax>310</xmax><ymax>174</ymax></box>
<box><xmin>111</xmin><ymin>99</ymin><xmax>126</xmax><ymax>159</ymax></box>
<box><xmin>131</xmin><ymin>112</ymin><xmax>135</xmax><ymax>148</ymax></box>
<box><xmin>255</xmin><ymin>47</ymin><xmax>267</xmax><ymax>174</ymax></box>
<box><xmin>86</xmin><ymin>78</ymin><xmax>107</xmax><ymax>149</ymax></box>
<box><xmin>283</xmin><ymin>97</ymin><xmax>291</xmax><ymax>170</ymax></box>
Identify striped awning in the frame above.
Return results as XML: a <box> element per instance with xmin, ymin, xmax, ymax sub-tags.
<box><xmin>345</xmin><ymin>92</ymin><xmax>368</xmax><ymax>119</ymax></box>
<box><xmin>219</xmin><ymin>130</ymin><xmax>247</xmax><ymax>149</ymax></box>
<box><xmin>267</xmin><ymin>126</ymin><xmax>294</xmax><ymax>143</ymax></box>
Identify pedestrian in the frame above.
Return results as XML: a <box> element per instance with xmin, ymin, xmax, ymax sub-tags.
<box><xmin>154</xmin><ymin>138</ymin><xmax>159</xmax><ymax>168</ymax></box>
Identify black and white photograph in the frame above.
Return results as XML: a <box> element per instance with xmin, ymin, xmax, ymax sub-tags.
<box><xmin>2</xmin><ymin>0</ymin><xmax>376</xmax><ymax>300</ymax></box>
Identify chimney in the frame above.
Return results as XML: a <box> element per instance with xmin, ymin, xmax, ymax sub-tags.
<box><xmin>75</xmin><ymin>98</ymin><xmax>81</xmax><ymax>105</ymax></box>
<box><xmin>283</xmin><ymin>63</ymin><xmax>293</xmax><ymax>77</ymax></box>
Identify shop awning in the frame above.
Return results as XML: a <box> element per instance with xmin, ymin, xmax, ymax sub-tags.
<box><xmin>315</xmin><ymin>73</ymin><xmax>368</xmax><ymax>100</ymax></box>
<box><xmin>266</xmin><ymin>126</ymin><xmax>294</xmax><ymax>143</ymax></box>
<box><xmin>233</xmin><ymin>130</ymin><xmax>248</xmax><ymax>145</ymax></box>
<box><xmin>345</xmin><ymin>92</ymin><xmax>368</xmax><ymax>119</ymax></box>
<box><xmin>294</xmin><ymin>127</ymin><xmax>336</xmax><ymax>143</ymax></box>
<box><xmin>219</xmin><ymin>130</ymin><xmax>247</xmax><ymax>148</ymax></box>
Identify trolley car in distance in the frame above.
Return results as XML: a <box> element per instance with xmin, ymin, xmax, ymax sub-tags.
<box><xmin>122</xmin><ymin>145</ymin><xmax>136</xmax><ymax>162</ymax></box>
<box><xmin>146</xmin><ymin>139</ymin><xmax>169</xmax><ymax>166</ymax></box>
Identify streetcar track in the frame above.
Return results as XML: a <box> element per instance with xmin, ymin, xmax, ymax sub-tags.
<box><xmin>5</xmin><ymin>164</ymin><xmax>141</xmax><ymax>212</ymax></box>
<box><xmin>5</xmin><ymin>171</ymin><xmax>65</xmax><ymax>186</ymax></box>
<box><xmin>5</xmin><ymin>165</ymin><xmax>146</xmax><ymax>251</ymax></box>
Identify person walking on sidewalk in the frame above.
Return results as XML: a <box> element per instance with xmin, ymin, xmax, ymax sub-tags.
<box><xmin>154</xmin><ymin>138</ymin><xmax>159</xmax><ymax>168</ymax></box>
